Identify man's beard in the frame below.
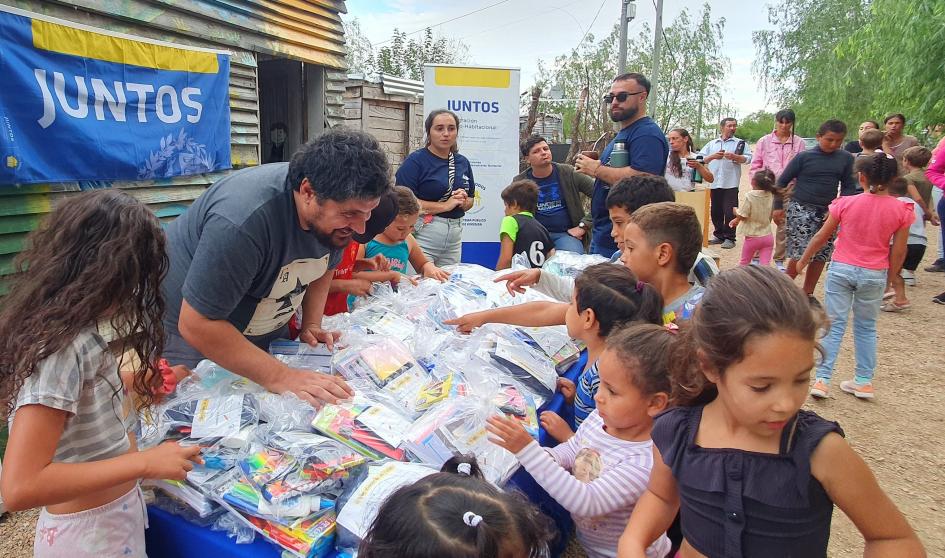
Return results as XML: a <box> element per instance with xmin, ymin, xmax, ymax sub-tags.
<box><xmin>610</xmin><ymin>105</ymin><xmax>638</xmax><ymax>123</ymax></box>
<box><xmin>307</xmin><ymin>222</ymin><xmax>354</xmax><ymax>248</ymax></box>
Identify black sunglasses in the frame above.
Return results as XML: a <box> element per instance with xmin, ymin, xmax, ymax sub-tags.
<box><xmin>603</xmin><ymin>91</ymin><xmax>645</xmax><ymax>104</ymax></box>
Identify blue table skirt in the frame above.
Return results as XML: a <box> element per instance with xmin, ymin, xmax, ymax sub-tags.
<box><xmin>146</xmin><ymin>351</ymin><xmax>588</xmax><ymax>558</ymax></box>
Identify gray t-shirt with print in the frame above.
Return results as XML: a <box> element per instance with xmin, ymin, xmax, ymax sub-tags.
<box><xmin>162</xmin><ymin>163</ymin><xmax>342</xmax><ymax>365</ymax></box>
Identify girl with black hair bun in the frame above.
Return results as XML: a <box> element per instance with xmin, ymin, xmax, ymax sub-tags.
<box><xmin>359</xmin><ymin>455</ymin><xmax>555</xmax><ymax>558</ymax></box>
<box><xmin>798</xmin><ymin>151</ymin><xmax>915</xmax><ymax>400</ymax></box>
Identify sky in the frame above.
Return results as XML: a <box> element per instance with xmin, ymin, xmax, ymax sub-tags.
<box><xmin>343</xmin><ymin>0</ymin><xmax>777</xmax><ymax>118</ymax></box>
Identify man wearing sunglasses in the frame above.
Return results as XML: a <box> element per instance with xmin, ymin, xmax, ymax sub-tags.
<box><xmin>574</xmin><ymin>73</ymin><xmax>669</xmax><ymax>257</ymax></box>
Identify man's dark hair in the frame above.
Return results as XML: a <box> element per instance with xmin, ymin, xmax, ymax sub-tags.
<box><xmin>817</xmin><ymin>119</ymin><xmax>848</xmax><ymax>136</ymax></box>
<box><xmin>720</xmin><ymin>117</ymin><xmax>737</xmax><ymax>128</ymax></box>
<box><xmin>606</xmin><ymin>174</ymin><xmax>675</xmax><ymax>213</ymax></box>
<box><xmin>521</xmin><ymin>135</ymin><xmax>548</xmax><ymax>158</ymax></box>
<box><xmin>614</xmin><ymin>72</ymin><xmax>651</xmax><ymax>94</ymax></box>
<box><xmin>501</xmin><ymin>180</ymin><xmax>539</xmax><ymax>213</ymax></box>
<box><xmin>287</xmin><ymin>129</ymin><xmax>392</xmax><ymax>201</ymax></box>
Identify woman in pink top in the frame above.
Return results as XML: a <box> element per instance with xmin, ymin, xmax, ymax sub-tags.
<box><xmin>750</xmin><ymin>109</ymin><xmax>806</xmax><ymax>266</ymax></box>
<box><xmin>924</xmin><ymin>136</ymin><xmax>945</xmax><ymax>288</ymax></box>
<box><xmin>798</xmin><ymin>152</ymin><xmax>913</xmax><ymax>400</ymax></box>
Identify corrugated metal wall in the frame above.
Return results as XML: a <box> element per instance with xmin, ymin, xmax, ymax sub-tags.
<box><xmin>0</xmin><ymin>0</ymin><xmax>349</xmax><ymax>296</ymax></box>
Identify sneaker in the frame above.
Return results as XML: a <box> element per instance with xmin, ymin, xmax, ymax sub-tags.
<box><xmin>933</xmin><ymin>292</ymin><xmax>945</xmax><ymax>305</ymax></box>
<box><xmin>925</xmin><ymin>259</ymin><xmax>945</xmax><ymax>272</ymax></box>
<box><xmin>721</xmin><ymin>239</ymin><xmax>736</xmax><ymax>249</ymax></box>
<box><xmin>775</xmin><ymin>260</ymin><xmax>786</xmax><ymax>272</ymax></box>
<box><xmin>904</xmin><ymin>277</ymin><xmax>917</xmax><ymax>287</ymax></box>
<box><xmin>883</xmin><ymin>289</ymin><xmax>895</xmax><ymax>301</ymax></box>
<box><xmin>810</xmin><ymin>379</ymin><xmax>829</xmax><ymax>398</ymax></box>
<box><xmin>708</xmin><ymin>238</ymin><xmax>725</xmax><ymax>245</ymax></box>
<box><xmin>840</xmin><ymin>380</ymin><xmax>875</xmax><ymax>399</ymax></box>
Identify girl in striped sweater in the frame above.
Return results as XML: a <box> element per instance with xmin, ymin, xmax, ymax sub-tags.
<box><xmin>487</xmin><ymin>324</ymin><xmax>674</xmax><ymax>558</ymax></box>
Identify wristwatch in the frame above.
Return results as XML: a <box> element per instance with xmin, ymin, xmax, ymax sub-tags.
<box><xmin>578</xmin><ymin>222</ymin><xmax>588</xmax><ymax>230</ymax></box>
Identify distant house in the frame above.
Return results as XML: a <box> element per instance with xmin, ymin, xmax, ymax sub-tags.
<box><xmin>344</xmin><ymin>74</ymin><xmax>425</xmax><ymax>171</ymax></box>
<box><xmin>519</xmin><ymin>113</ymin><xmax>564</xmax><ymax>143</ymax></box>
<box><xmin>0</xmin><ymin>0</ymin><xmax>350</xmax><ymax>296</ymax></box>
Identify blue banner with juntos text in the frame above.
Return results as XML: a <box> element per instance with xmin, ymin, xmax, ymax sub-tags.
<box><xmin>0</xmin><ymin>5</ymin><xmax>231</xmax><ymax>184</ymax></box>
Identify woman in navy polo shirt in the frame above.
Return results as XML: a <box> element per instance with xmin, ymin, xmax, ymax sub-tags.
<box><xmin>395</xmin><ymin>109</ymin><xmax>475</xmax><ymax>266</ymax></box>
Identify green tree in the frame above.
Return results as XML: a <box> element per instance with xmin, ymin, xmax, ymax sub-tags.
<box><xmin>342</xmin><ymin>18</ymin><xmax>377</xmax><ymax>76</ymax></box>
<box><xmin>375</xmin><ymin>28</ymin><xmax>469</xmax><ymax>81</ymax></box>
<box><xmin>533</xmin><ymin>3</ymin><xmax>730</xmax><ymax>149</ymax></box>
<box><xmin>753</xmin><ymin>0</ymin><xmax>945</xmax><ymax>136</ymax></box>
<box><xmin>736</xmin><ymin>110</ymin><xmax>776</xmax><ymax>142</ymax></box>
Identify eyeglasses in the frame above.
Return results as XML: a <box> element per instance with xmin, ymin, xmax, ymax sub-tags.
<box><xmin>603</xmin><ymin>91</ymin><xmax>645</xmax><ymax>104</ymax></box>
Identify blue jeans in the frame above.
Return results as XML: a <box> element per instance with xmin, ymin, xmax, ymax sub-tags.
<box><xmin>549</xmin><ymin>231</ymin><xmax>585</xmax><ymax>254</ymax></box>
<box><xmin>937</xmin><ymin>188</ymin><xmax>945</xmax><ymax>261</ymax></box>
<box><xmin>816</xmin><ymin>262</ymin><xmax>887</xmax><ymax>383</ymax></box>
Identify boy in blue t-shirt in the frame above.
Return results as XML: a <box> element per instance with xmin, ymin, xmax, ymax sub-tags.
<box><xmin>496</xmin><ymin>180</ymin><xmax>555</xmax><ymax>270</ymax></box>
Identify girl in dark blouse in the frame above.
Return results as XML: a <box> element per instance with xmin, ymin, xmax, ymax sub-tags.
<box><xmin>618</xmin><ymin>266</ymin><xmax>924</xmax><ymax>558</ymax></box>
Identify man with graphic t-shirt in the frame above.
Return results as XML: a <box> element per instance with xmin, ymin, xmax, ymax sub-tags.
<box><xmin>574</xmin><ymin>73</ymin><xmax>670</xmax><ymax>257</ymax></box>
<box><xmin>514</xmin><ymin>135</ymin><xmax>595</xmax><ymax>253</ymax></box>
<box><xmin>162</xmin><ymin>129</ymin><xmax>392</xmax><ymax>406</ymax></box>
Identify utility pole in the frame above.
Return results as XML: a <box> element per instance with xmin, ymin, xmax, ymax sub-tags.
<box><xmin>617</xmin><ymin>0</ymin><xmax>637</xmax><ymax>76</ymax></box>
<box><xmin>649</xmin><ymin>0</ymin><xmax>664</xmax><ymax>118</ymax></box>
<box><xmin>695</xmin><ymin>55</ymin><xmax>706</xmax><ymax>143</ymax></box>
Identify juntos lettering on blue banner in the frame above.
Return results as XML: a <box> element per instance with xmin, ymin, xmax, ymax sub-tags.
<box><xmin>34</xmin><ymin>70</ymin><xmax>204</xmax><ymax>129</ymax></box>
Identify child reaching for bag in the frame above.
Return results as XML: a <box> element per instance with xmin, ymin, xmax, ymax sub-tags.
<box><xmin>446</xmin><ymin>263</ymin><xmax>662</xmax><ymax>443</ymax></box>
<box><xmin>0</xmin><ymin>191</ymin><xmax>203</xmax><ymax>558</ymax></box>
<box><xmin>487</xmin><ymin>324</ymin><xmax>675</xmax><ymax>558</ymax></box>
<box><xmin>618</xmin><ymin>266</ymin><xmax>924</xmax><ymax>558</ymax></box>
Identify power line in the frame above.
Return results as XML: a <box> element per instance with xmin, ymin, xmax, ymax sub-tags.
<box><xmin>373</xmin><ymin>0</ymin><xmax>513</xmax><ymax>46</ymax></box>
<box><xmin>545</xmin><ymin>0</ymin><xmax>609</xmax><ymax>87</ymax></box>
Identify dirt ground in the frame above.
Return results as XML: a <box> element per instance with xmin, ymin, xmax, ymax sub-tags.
<box><xmin>2</xmin><ymin>179</ymin><xmax>943</xmax><ymax>557</ymax></box>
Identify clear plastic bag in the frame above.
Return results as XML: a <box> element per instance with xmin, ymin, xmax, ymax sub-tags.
<box><xmin>427</xmin><ymin>280</ymin><xmax>495</xmax><ymax>329</ymax></box>
<box><xmin>330</xmin><ymin>336</ymin><xmax>430</xmax><ymax>413</ymax></box>
<box><xmin>159</xmin><ymin>391</ymin><xmax>261</xmax><ymax>446</ymax></box>
<box><xmin>239</xmin><ymin>428</ymin><xmax>367</xmax><ymax>505</ymax></box>
<box><xmin>270</xmin><ymin>340</ymin><xmax>334</xmax><ymax>373</ymax></box>
<box><xmin>256</xmin><ymin>391</ymin><xmax>318</xmax><ymax>432</ymax></box>
<box><xmin>470</xmin><ymin>326</ymin><xmax>557</xmax><ymax>400</ymax></box>
<box><xmin>400</xmin><ymin>397</ymin><xmax>522</xmax><ymax>485</ymax></box>
<box><xmin>542</xmin><ymin>251</ymin><xmax>610</xmax><ymax>278</ymax></box>
<box><xmin>334</xmin><ymin>461</ymin><xmax>439</xmax><ymax>549</ymax></box>
<box><xmin>212</xmin><ymin>509</ymin><xmax>257</xmax><ymax>545</ymax></box>
<box><xmin>311</xmin><ymin>394</ymin><xmax>413</xmax><ymax>461</ymax></box>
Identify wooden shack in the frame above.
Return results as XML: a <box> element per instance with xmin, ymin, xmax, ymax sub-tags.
<box><xmin>0</xmin><ymin>0</ymin><xmax>351</xmax><ymax>296</ymax></box>
<box><xmin>343</xmin><ymin>74</ymin><xmax>425</xmax><ymax>170</ymax></box>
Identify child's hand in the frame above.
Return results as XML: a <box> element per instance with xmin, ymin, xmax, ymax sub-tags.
<box><xmin>796</xmin><ymin>254</ymin><xmax>811</xmax><ymax>274</ymax></box>
<box><xmin>540</xmin><ymin>411</ymin><xmax>574</xmax><ymax>443</ymax></box>
<box><xmin>355</xmin><ymin>254</ymin><xmax>390</xmax><ymax>272</ymax></box>
<box><xmin>486</xmin><ymin>415</ymin><xmax>534</xmax><ymax>454</ymax></box>
<box><xmin>494</xmin><ymin>268</ymin><xmax>541</xmax><ymax>296</ymax></box>
<box><xmin>140</xmin><ymin>441</ymin><xmax>203</xmax><ymax>481</ymax></box>
<box><xmin>728</xmin><ymin>216</ymin><xmax>740</xmax><ymax>228</ymax></box>
<box><xmin>348</xmin><ymin>278</ymin><xmax>374</xmax><ymax>297</ymax></box>
<box><xmin>931</xmin><ymin>214</ymin><xmax>941</xmax><ymax>226</ymax></box>
<box><xmin>422</xmin><ymin>262</ymin><xmax>450</xmax><ymax>282</ymax></box>
<box><xmin>556</xmin><ymin>377</ymin><xmax>576</xmax><ymax>404</ymax></box>
<box><xmin>443</xmin><ymin>312</ymin><xmax>486</xmax><ymax>333</ymax></box>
